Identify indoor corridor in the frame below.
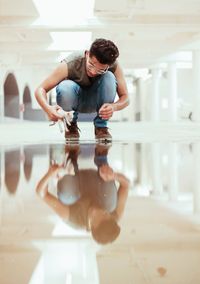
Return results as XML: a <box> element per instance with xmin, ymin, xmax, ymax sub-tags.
<box><xmin>1</xmin><ymin>0</ymin><xmax>200</xmax><ymax>283</ymax></box>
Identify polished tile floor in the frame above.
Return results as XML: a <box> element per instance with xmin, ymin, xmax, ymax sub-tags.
<box><xmin>1</xmin><ymin>128</ymin><xmax>200</xmax><ymax>284</ymax></box>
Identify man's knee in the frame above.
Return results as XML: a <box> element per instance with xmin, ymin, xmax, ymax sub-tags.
<box><xmin>102</xmin><ymin>71</ymin><xmax>116</xmax><ymax>85</ymax></box>
<box><xmin>102</xmin><ymin>72</ymin><xmax>116</xmax><ymax>94</ymax></box>
<box><xmin>56</xmin><ymin>80</ymin><xmax>79</xmax><ymax>109</ymax></box>
<box><xmin>56</xmin><ymin>80</ymin><xmax>76</xmax><ymax>97</ymax></box>
<box><xmin>99</xmin><ymin>72</ymin><xmax>116</xmax><ymax>102</ymax></box>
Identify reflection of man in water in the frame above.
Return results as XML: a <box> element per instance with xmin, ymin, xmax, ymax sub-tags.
<box><xmin>36</xmin><ymin>144</ymin><xmax>130</xmax><ymax>244</ymax></box>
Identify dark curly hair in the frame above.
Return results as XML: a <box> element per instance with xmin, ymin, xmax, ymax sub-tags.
<box><xmin>91</xmin><ymin>218</ymin><xmax>120</xmax><ymax>244</ymax></box>
<box><xmin>89</xmin><ymin>38</ymin><xmax>119</xmax><ymax>65</ymax></box>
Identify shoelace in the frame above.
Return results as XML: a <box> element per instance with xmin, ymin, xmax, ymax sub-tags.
<box><xmin>49</xmin><ymin>110</ymin><xmax>73</xmax><ymax>133</ymax></box>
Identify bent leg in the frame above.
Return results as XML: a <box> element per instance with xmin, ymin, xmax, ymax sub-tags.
<box><xmin>92</xmin><ymin>71</ymin><xmax>117</xmax><ymax>127</ymax></box>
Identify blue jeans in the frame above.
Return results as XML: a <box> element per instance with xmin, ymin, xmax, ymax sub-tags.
<box><xmin>56</xmin><ymin>71</ymin><xmax>117</xmax><ymax>127</ymax></box>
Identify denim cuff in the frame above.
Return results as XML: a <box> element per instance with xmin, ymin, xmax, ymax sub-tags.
<box><xmin>94</xmin><ymin>156</ymin><xmax>108</xmax><ymax>167</ymax></box>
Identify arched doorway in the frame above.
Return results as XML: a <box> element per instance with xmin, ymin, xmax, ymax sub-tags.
<box><xmin>4</xmin><ymin>73</ymin><xmax>20</xmax><ymax>118</ymax></box>
<box><xmin>23</xmin><ymin>85</ymin><xmax>46</xmax><ymax>121</ymax></box>
<box><xmin>23</xmin><ymin>86</ymin><xmax>32</xmax><ymax>120</ymax></box>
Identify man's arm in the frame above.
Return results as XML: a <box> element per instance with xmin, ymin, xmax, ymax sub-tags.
<box><xmin>34</xmin><ymin>62</ymin><xmax>68</xmax><ymax>121</ymax></box>
<box><xmin>112</xmin><ymin>173</ymin><xmax>130</xmax><ymax>220</ymax></box>
<box><xmin>99</xmin><ymin>64</ymin><xmax>130</xmax><ymax>120</ymax></box>
<box><xmin>36</xmin><ymin>165</ymin><xmax>70</xmax><ymax>219</ymax></box>
<box><xmin>99</xmin><ymin>166</ymin><xmax>130</xmax><ymax>220</ymax></box>
<box><xmin>112</xmin><ymin>64</ymin><xmax>130</xmax><ymax>111</ymax></box>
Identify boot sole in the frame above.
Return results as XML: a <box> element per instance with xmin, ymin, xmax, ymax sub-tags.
<box><xmin>95</xmin><ymin>137</ymin><xmax>112</xmax><ymax>144</ymax></box>
<box><xmin>65</xmin><ymin>137</ymin><xmax>80</xmax><ymax>143</ymax></box>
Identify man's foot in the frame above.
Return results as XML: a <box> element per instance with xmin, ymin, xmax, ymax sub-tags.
<box><xmin>95</xmin><ymin>127</ymin><xmax>112</xmax><ymax>142</ymax></box>
<box><xmin>65</xmin><ymin>122</ymin><xmax>80</xmax><ymax>141</ymax></box>
<box><xmin>64</xmin><ymin>144</ymin><xmax>80</xmax><ymax>170</ymax></box>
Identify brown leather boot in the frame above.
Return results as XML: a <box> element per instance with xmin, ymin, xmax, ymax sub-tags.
<box><xmin>95</xmin><ymin>127</ymin><xmax>112</xmax><ymax>142</ymax></box>
<box><xmin>65</xmin><ymin>122</ymin><xmax>80</xmax><ymax>141</ymax></box>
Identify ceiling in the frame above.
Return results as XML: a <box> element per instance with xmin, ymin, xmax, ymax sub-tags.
<box><xmin>1</xmin><ymin>0</ymin><xmax>200</xmax><ymax>70</ymax></box>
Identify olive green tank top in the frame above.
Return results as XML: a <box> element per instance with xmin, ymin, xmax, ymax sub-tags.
<box><xmin>62</xmin><ymin>50</ymin><xmax>117</xmax><ymax>87</ymax></box>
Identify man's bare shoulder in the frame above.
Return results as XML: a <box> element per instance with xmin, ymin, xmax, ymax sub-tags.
<box><xmin>61</xmin><ymin>50</ymin><xmax>85</xmax><ymax>64</ymax></box>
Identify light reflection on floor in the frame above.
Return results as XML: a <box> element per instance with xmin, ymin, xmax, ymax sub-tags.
<box><xmin>1</xmin><ymin>142</ymin><xmax>200</xmax><ymax>284</ymax></box>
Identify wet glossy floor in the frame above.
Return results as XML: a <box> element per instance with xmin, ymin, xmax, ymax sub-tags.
<box><xmin>1</xmin><ymin>141</ymin><xmax>200</xmax><ymax>284</ymax></box>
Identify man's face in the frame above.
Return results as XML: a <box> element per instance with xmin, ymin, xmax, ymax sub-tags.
<box><xmin>86</xmin><ymin>51</ymin><xmax>109</xmax><ymax>77</ymax></box>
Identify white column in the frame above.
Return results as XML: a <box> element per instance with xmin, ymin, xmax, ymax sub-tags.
<box><xmin>168</xmin><ymin>62</ymin><xmax>177</xmax><ymax>121</ymax></box>
<box><xmin>0</xmin><ymin>67</ymin><xmax>4</xmax><ymax>123</ymax></box>
<box><xmin>121</xmin><ymin>76</ymin><xmax>135</xmax><ymax>122</ymax></box>
<box><xmin>128</xmin><ymin>78</ymin><xmax>136</xmax><ymax>122</ymax></box>
<box><xmin>192</xmin><ymin>50</ymin><xmax>200</xmax><ymax>121</ymax></box>
<box><xmin>151</xmin><ymin>68</ymin><xmax>161</xmax><ymax>121</ymax></box>
<box><xmin>138</xmin><ymin>78</ymin><xmax>146</xmax><ymax>121</ymax></box>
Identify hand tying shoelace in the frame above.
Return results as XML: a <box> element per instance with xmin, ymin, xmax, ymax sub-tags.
<box><xmin>49</xmin><ymin>109</ymin><xmax>74</xmax><ymax>133</ymax></box>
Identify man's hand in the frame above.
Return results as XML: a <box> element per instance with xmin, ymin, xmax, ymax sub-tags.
<box><xmin>99</xmin><ymin>103</ymin><xmax>115</xmax><ymax>120</ymax></box>
<box><xmin>47</xmin><ymin>105</ymin><xmax>64</xmax><ymax>122</ymax></box>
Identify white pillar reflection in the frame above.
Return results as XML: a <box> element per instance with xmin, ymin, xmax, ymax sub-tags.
<box><xmin>151</xmin><ymin>143</ymin><xmax>163</xmax><ymax>196</ymax></box>
<box><xmin>168</xmin><ymin>143</ymin><xmax>179</xmax><ymax>201</ymax></box>
<box><xmin>0</xmin><ymin>146</ymin><xmax>5</xmax><ymax>227</ymax></box>
<box><xmin>0</xmin><ymin>147</ymin><xmax>5</xmax><ymax>193</ymax></box>
<box><xmin>121</xmin><ymin>143</ymin><xmax>136</xmax><ymax>188</ymax></box>
<box><xmin>0</xmin><ymin>147</ymin><xmax>2</xmax><ymax>225</ymax></box>
<box><xmin>192</xmin><ymin>143</ymin><xmax>200</xmax><ymax>213</ymax></box>
<box><xmin>140</xmin><ymin>143</ymin><xmax>147</xmax><ymax>186</ymax></box>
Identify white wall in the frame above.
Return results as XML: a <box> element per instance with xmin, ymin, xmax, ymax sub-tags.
<box><xmin>140</xmin><ymin>67</ymin><xmax>194</xmax><ymax>121</ymax></box>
